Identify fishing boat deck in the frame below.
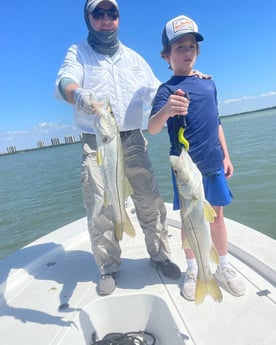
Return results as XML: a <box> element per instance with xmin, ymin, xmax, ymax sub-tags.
<box><xmin>0</xmin><ymin>203</ymin><xmax>275</xmax><ymax>345</ymax></box>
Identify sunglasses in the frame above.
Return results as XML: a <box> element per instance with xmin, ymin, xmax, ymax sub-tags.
<box><xmin>91</xmin><ymin>8</ymin><xmax>119</xmax><ymax>21</ymax></box>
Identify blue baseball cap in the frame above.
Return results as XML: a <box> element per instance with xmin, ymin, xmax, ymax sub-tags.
<box><xmin>162</xmin><ymin>15</ymin><xmax>204</xmax><ymax>47</ymax></box>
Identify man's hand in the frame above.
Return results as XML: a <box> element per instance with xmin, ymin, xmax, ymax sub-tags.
<box><xmin>193</xmin><ymin>70</ymin><xmax>212</xmax><ymax>79</ymax></box>
<box><xmin>73</xmin><ymin>88</ymin><xmax>95</xmax><ymax>114</ymax></box>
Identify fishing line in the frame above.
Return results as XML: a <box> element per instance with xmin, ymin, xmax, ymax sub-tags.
<box><xmin>91</xmin><ymin>330</ymin><xmax>156</xmax><ymax>345</ymax></box>
<box><xmin>173</xmin><ymin>90</ymin><xmax>190</xmax><ymax>152</ymax></box>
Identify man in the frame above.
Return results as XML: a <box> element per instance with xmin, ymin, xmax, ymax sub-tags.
<box><xmin>55</xmin><ymin>0</ymin><xmax>181</xmax><ymax>296</ymax></box>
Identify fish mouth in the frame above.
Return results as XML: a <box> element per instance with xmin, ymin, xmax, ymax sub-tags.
<box><xmin>177</xmin><ymin>182</ymin><xmax>188</xmax><ymax>187</ymax></box>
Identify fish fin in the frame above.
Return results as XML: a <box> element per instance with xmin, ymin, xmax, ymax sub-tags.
<box><xmin>209</xmin><ymin>245</ymin><xmax>219</xmax><ymax>264</ymax></box>
<box><xmin>96</xmin><ymin>149</ymin><xmax>102</xmax><ymax>166</ymax></box>
<box><xmin>103</xmin><ymin>191</ymin><xmax>110</xmax><ymax>207</ymax></box>
<box><xmin>195</xmin><ymin>277</ymin><xmax>223</xmax><ymax>305</ymax></box>
<box><xmin>123</xmin><ymin>213</ymin><xmax>136</xmax><ymax>238</ymax></box>
<box><xmin>203</xmin><ymin>200</ymin><xmax>217</xmax><ymax>222</ymax></box>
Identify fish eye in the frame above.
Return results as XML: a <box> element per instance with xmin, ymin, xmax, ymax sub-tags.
<box><xmin>102</xmin><ymin>135</ymin><xmax>109</xmax><ymax>143</ymax></box>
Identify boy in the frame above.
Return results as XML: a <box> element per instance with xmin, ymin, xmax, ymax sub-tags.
<box><xmin>148</xmin><ymin>15</ymin><xmax>245</xmax><ymax>301</ymax></box>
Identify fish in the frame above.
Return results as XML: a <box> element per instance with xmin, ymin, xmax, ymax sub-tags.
<box><xmin>93</xmin><ymin>98</ymin><xmax>136</xmax><ymax>241</ymax></box>
<box><xmin>170</xmin><ymin>147</ymin><xmax>223</xmax><ymax>305</ymax></box>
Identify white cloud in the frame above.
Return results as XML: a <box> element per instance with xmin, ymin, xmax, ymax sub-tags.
<box><xmin>33</xmin><ymin>122</ymin><xmax>73</xmax><ymax>135</ymax></box>
<box><xmin>222</xmin><ymin>95</ymin><xmax>255</xmax><ymax>104</ymax></box>
<box><xmin>0</xmin><ymin>123</ymin><xmax>81</xmax><ymax>153</ymax></box>
<box><xmin>260</xmin><ymin>91</ymin><xmax>276</xmax><ymax>97</ymax></box>
<box><xmin>1</xmin><ymin>91</ymin><xmax>275</xmax><ymax>153</ymax></box>
<box><xmin>218</xmin><ymin>91</ymin><xmax>276</xmax><ymax>115</ymax></box>
<box><xmin>6</xmin><ymin>130</ymin><xmax>28</xmax><ymax>135</ymax></box>
<box><xmin>36</xmin><ymin>122</ymin><xmax>70</xmax><ymax>129</ymax></box>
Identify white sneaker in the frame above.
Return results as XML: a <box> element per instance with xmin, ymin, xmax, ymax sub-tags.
<box><xmin>181</xmin><ymin>269</ymin><xmax>197</xmax><ymax>301</ymax></box>
<box><xmin>215</xmin><ymin>266</ymin><xmax>245</xmax><ymax>297</ymax></box>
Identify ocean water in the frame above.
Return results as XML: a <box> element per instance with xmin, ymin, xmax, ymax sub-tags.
<box><xmin>146</xmin><ymin>107</ymin><xmax>276</xmax><ymax>237</ymax></box>
<box><xmin>0</xmin><ymin>108</ymin><xmax>275</xmax><ymax>260</ymax></box>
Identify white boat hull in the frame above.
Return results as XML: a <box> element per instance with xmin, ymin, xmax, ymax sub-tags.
<box><xmin>0</xmin><ymin>203</ymin><xmax>275</xmax><ymax>344</ymax></box>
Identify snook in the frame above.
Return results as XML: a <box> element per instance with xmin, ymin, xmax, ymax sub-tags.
<box><xmin>93</xmin><ymin>99</ymin><xmax>135</xmax><ymax>241</ymax></box>
<box><xmin>170</xmin><ymin>148</ymin><xmax>223</xmax><ymax>305</ymax></box>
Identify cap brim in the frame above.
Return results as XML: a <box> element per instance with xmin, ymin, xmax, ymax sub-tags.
<box><xmin>169</xmin><ymin>32</ymin><xmax>204</xmax><ymax>45</ymax></box>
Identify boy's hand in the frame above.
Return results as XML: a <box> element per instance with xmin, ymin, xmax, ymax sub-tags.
<box><xmin>167</xmin><ymin>89</ymin><xmax>190</xmax><ymax>117</ymax></box>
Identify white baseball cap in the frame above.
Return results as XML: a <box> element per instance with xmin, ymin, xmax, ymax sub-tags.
<box><xmin>162</xmin><ymin>15</ymin><xmax>204</xmax><ymax>46</ymax></box>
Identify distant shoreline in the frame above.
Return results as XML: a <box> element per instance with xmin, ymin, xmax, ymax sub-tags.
<box><xmin>1</xmin><ymin>106</ymin><xmax>275</xmax><ymax>156</ymax></box>
<box><xmin>220</xmin><ymin>105</ymin><xmax>276</xmax><ymax>118</ymax></box>
<box><xmin>0</xmin><ymin>141</ymin><xmax>81</xmax><ymax>157</ymax></box>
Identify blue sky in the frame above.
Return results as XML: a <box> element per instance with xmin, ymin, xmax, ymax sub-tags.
<box><xmin>1</xmin><ymin>0</ymin><xmax>275</xmax><ymax>152</ymax></box>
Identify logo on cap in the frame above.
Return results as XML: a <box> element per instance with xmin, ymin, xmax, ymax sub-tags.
<box><xmin>173</xmin><ymin>18</ymin><xmax>195</xmax><ymax>34</ymax></box>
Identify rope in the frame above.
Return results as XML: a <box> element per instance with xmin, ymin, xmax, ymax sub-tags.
<box><xmin>91</xmin><ymin>330</ymin><xmax>156</xmax><ymax>345</ymax></box>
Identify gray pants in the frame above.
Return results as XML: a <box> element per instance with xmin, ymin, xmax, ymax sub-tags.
<box><xmin>81</xmin><ymin>130</ymin><xmax>171</xmax><ymax>275</ymax></box>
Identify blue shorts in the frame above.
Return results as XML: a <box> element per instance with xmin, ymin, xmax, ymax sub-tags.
<box><xmin>172</xmin><ymin>167</ymin><xmax>233</xmax><ymax>210</ymax></box>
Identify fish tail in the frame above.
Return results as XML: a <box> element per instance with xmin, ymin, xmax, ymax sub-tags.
<box><xmin>203</xmin><ymin>200</ymin><xmax>217</xmax><ymax>222</ymax></box>
<box><xmin>195</xmin><ymin>279</ymin><xmax>207</xmax><ymax>305</ymax></box>
<box><xmin>114</xmin><ymin>223</ymin><xmax>124</xmax><ymax>241</ymax></box>
<box><xmin>114</xmin><ymin>207</ymin><xmax>135</xmax><ymax>241</ymax></box>
<box><xmin>209</xmin><ymin>245</ymin><xmax>219</xmax><ymax>264</ymax></box>
<box><xmin>195</xmin><ymin>277</ymin><xmax>223</xmax><ymax>305</ymax></box>
<box><xmin>207</xmin><ymin>277</ymin><xmax>223</xmax><ymax>303</ymax></box>
<box><xmin>123</xmin><ymin>213</ymin><xmax>136</xmax><ymax>238</ymax></box>
<box><xmin>125</xmin><ymin>177</ymin><xmax>134</xmax><ymax>198</ymax></box>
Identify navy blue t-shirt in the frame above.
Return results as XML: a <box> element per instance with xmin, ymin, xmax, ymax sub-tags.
<box><xmin>150</xmin><ymin>75</ymin><xmax>223</xmax><ymax>175</ymax></box>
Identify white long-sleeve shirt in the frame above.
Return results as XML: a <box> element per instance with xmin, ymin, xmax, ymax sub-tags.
<box><xmin>55</xmin><ymin>40</ymin><xmax>160</xmax><ymax>134</ymax></box>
